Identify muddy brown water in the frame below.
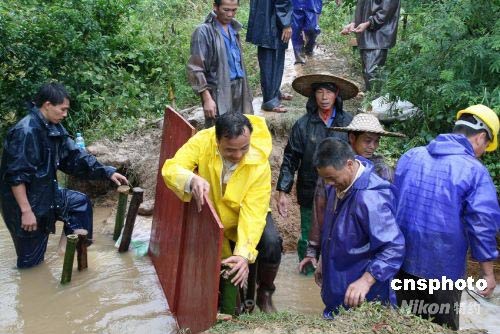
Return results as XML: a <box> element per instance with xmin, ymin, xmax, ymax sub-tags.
<box><xmin>0</xmin><ymin>207</ymin><xmax>177</xmax><ymax>334</ymax></box>
<box><xmin>0</xmin><ymin>205</ymin><xmax>325</xmax><ymax>334</ymax></box>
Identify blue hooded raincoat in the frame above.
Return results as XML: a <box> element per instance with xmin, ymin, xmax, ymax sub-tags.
<box><xmin>394</xmin><ymin>134</ymin><xmax>500</xmax><ymax>281</ymax></box>
<box><xmin>321</xmin><ymin>159</ymin><xmax>405</xmax><ymax>315</ymax></box>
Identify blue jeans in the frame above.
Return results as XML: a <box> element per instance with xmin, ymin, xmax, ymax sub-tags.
<box><xmin>258</xmin><ymin>46</ymin><xmax>286</xmax><ymax>111</ymax></box>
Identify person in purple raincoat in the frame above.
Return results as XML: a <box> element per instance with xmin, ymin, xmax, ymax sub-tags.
<box><xmin>394</xmin><ymin>105</ymin><xmax>499</xmax><ymax>330</ymax></box>
<box><xmin>299</xmin><ymin>113</ymin><xmax>404</xmax><ymax>275</ymax></box>
<box><xmin>311</xmin><ymin>137</ymin><xmax>404</xmax><ymax>318</ymax></box>
<box><xmin>291</xmin><ymin>0</ymin><xmax>322</xmax><ymax>64</ymax></box>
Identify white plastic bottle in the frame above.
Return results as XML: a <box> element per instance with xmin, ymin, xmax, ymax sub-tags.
<box><xmin>75</xmin><ymin>132</ymin><xmax>86</xmax><ymax>150</ymax></box>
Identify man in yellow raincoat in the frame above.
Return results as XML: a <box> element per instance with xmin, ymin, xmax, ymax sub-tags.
<box><xmin>162</xmin><ymin>112</ymin><xmax>282</xmax><ymax>313</ymax></box>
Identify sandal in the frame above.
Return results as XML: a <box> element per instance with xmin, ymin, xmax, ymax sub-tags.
<box><xmin>264</xmin><ymin>105</ymin><xmax>288</xmax><ymax>113</ymax></box>
<box><xmin>280</xmin><ymin>93</ymin><xmax>294</xmax><ymax>101</ymax></box>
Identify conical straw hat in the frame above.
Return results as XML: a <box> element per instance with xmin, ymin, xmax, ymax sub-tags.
<box><xmin>292</xmin><ymin>73</ymin><xmax>360</xmax><ymax>100</ymax></box>
<box><xmin>330</xmin><ymin>113</ymin><xmax>405</xmax><ymax>137</ymax></box>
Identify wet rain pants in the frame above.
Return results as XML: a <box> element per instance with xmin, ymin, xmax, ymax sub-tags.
<box><xmin>7</xmin><ymin>188</ymin><xmax>93</xmax><ymax>268</ymax></box>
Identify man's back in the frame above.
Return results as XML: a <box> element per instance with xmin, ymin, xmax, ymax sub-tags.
<box><xmin>395</xmin><ymin>133</ymin><xmax>499</xmax><ymax>280</ymax></box>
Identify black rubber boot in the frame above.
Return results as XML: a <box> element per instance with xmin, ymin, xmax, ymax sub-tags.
<box><xmin>256</xmin><ymin>262</ymin><xmax>280</xmax><ymax>313</ymax></box>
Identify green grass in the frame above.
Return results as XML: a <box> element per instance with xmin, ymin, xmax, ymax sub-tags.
<box><xmin>208</xmin><ymin>302</ymin><xmax>454</xmax><ymax>334</ymax></box>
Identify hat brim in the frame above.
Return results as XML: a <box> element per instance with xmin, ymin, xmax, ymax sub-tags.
<box><xmin>329</xmin><ymin>126</ymin><xmax>406</xmax><ymax>138</ymax></box>
<box><xmin>292</xmin><ymin>74</ymin><xmax>360</xmax><ymax>100</ymax></box>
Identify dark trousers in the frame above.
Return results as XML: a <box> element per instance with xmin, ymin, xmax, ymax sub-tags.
<box><xmin>291</xmin><ymin>9</ymin><xmax>320</xmax><ymax>54</ymax></box>
<box><xmin>11</xmin><ymin>189</ymin><xmax>93</xmax><ymax>268</ymax></box>
<box><xmin>258</xmin><ymin>46</ymin><xmax>286</xmax><ymax>111</ymax></box>
<box><xmin>256</xmin><ymin>213</ymin><xmax>283</xmax><ymax>264</ymax></box>
<box><xmin>395</xmin><ymin>270</ymin><xmax>462</xmax><ymax>330</ymax></box>
<box><xmin>205</xmin><ymin>78</ymin><xmax>245</xmax><ymax>128</ymax></box>
<box><xmin>360</xmin><ymin>49</ymin><xmax>388</xmax><ymax>91</ymax></box>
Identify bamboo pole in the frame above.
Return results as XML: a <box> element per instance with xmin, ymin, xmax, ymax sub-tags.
<box><xmin>113</xmin><ymin>185</ymin><xmax>130</xmax><ymax>241</ymax></box>
<box><xmin>118</xmin><ymin>187</ymin><xmax>144</xmax><ymax>253</ymax></box>
<box><xmin>61</xmin><ymin>234</ymin><xmax>78</xmax><ymax>284</ymax></box>
<box><xmin>76</xmin><ymin>231</ymin><xmax>88</xmax><ymax>271</ymax></box>
<box><xmin>220</xmin><ymin>267</ymin><xmax>239</xmax><ymax>315</ymax></box>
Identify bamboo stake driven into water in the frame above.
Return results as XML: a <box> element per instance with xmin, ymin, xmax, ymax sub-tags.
<box><xmin>113</xmin><ymin>185</ymin><xmax>131</xmax><ymax>241</ymax></box>
<box><xmin>61</xmin><ymin>234</ymin><xmax>78</xmax><ymax>284</ymax></box>
<box><xmin>76</xmin><ymin>231</ymin><xmax>88</xmax><ymax>271</ymax></box>
<box><xmin>118</xmin><ymin>187</ymin><xmax>144</xmax><ymax>253</ymax></box>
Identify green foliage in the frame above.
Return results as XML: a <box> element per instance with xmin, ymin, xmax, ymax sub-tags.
<box><xmin>320</xmin><ymin>0</ymin><xmax>357</xmax><ymax>46</ymax></box>
<box><xmin>0</xmin><ymin>0</ymin><xmax>213</xmax><ymax>142</ymax></box>
<box><xmin>320</xmin><ymin>0</ymin><xmax>500</xmax><ymax>191</ymax></box>
<box><xmin>382</xmin><ymin>0</ymin><xmax>500</xmax><ymax>190</ymax></box>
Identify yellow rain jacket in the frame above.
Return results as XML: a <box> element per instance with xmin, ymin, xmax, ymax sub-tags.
<box><xmin>162</xmin><ymin>115</ymin><xmax>272</xmax><ymax>263</ymax></box>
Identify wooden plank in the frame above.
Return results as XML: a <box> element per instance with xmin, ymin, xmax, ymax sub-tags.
<box><xmin>150</xmin><ymin>106</ymin><xmax>224</xmax><ymax>333</ymax></box>
<box><xmin>150</xmin><ymin>107</ymin><xmax>195</xmax><ymax>312</ymax></box>
<box><xmin>175</xmin><ymin>195</ymin><xmax>224</xmax><ymax>333</ymax></box>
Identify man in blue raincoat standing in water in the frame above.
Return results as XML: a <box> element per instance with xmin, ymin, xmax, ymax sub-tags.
<box><xmin>312</xmin><ymin>138</ymin><xmax>404</xmax><ymax>318</ymax></box>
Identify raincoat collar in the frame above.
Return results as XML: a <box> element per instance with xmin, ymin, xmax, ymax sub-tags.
<box><xmin>426</xmin><ymin>133</ymin><xmax>475</xmax><ymax>157</ymax></box>
<box><xmin>205</xmin><ymin>11</ymin><xmax>243</xmax><ymax>32</ymax></box>
<box><xmin>30</xmin><ymin>106</ymin><xmax>68</xmax><ymax>137</ymax></box>
<box><xmin>350</xmin><ymin>156</ymin><xmax>374</xmax><ymax>190</ymax></box>
<box><xmin>337</xmin><ymin>159</ymin><xmax>365</xmax><ymax>199</ymax></box>
<box><xmin>328</xmin><ymin>156</ymin><xmax>378</xmax><ymax>200</ymax></box>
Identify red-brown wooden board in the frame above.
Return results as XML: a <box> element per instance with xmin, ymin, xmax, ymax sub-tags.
<box><xmin>175</xmin><ymin>195</ymin><xmax>223</xmax><ymax>333</ymax></box>
<box><xmin>150</xmin><ymin>107</ymin><xmax>194</xmax><ymax>308</ymax></box>
<box><xmin>149</xmin><ymin>107</ymin><xmax>223</xmax><ymax>333</ymax></box>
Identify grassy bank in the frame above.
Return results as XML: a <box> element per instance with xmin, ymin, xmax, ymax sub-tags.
<box><xmin>208</xmin><ymin>303</ymin><xmax>454</xmax><ymax>334</ymax></box>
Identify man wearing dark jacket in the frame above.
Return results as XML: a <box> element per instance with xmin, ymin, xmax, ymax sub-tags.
<box><xmin>187</xmin><ymin>0</ymin><xmax>253</xmax><ymax>128</ymax></box>
<box><xmin>276</xmin><ymin>73</ymin><xmax>358</xmax><ymax>265</ymax></box>
<box><xmin>341</xmin><ymin>0</ymin><xmax>400</xmax><ymax>91</ymax></box>
<box><xmin>0</xmin><ymin>83</ymin><xmax>128</xmax><ymax>268</ymax></box>
<box><xmin>247</xmin><ymin>0</ymin><xmax>293</xmax><ymax>113</ymax></box>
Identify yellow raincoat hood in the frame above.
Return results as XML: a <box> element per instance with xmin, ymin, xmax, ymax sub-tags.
<box><xmin>162</xmin><ymin>115</ymin><xmax>272</xmax><ymax>262</ymax></box>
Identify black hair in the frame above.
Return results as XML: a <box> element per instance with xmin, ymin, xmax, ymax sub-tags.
<box><xmin>453</xmin><ymin>113</ymin><xmax>491</xmax><ymax>141</ymax></box>
<box><xmin>306</xmin><ymin>94</ymin><xmax>344</xmax><ymax>115</ymax></box>
<box><xmin>214</xmin><ymin>0</ymin><xmax>239</xmax><ymax>6</ymax></box>
<box><xmin>311</xmin><ymin>82</ymin><xmax>339</xmax><ymax>94</ymax></box>
<box><xmin>33</xmin><ymin>82</ymin><xmax>70</xmax><ymax>108</ymax></box>
<box><xmin>215</xmin><ymin>112</ymin><xmax>252</xmax><ymax>140</ymax></box>
<box><xmin>313</xmin><ymin>137</ymin><xmax>355</xmax><ymax>170</ymax></box>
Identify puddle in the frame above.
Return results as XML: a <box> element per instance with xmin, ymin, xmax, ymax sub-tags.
<box><xmin>273</xmin><ymin>253</ymin><xmax>324</xmax><ymax>315</ymax></box>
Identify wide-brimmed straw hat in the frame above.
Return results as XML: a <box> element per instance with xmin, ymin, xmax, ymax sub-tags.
<box><xmin>330</xmin><ymin>113</ymin><xmax>405</xmax><ymax>137</ymax></box>
<box><xmin>292</xmin><ymin>73</ymin><xmax>360</xmax><ymax>100</ymax></box>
